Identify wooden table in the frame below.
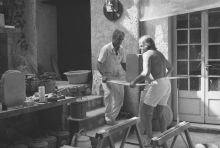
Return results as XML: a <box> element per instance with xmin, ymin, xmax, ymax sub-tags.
<box><xmin>0</xmin><ymin>97</ymin><xmax>76</xmax><ymax>119</ymax></box>
<box><xmin>0</xmin><ymin>96</ymin><xmax>77</xmax><ymax>132</ymax></box>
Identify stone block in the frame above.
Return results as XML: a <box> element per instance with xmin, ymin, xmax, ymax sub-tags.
<box><xmin>0</xmin><ymin>70</ymin><xmax>26</xmax><ymax>109</ymax></box>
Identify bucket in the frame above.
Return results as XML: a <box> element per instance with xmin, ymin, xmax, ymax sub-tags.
<box><xmin>40</xmin><ymin>80</ymin><xmax>56</xmax><ymax>93</ymax></box>
<box><xmin>28</xmin><ymin>139</ymin><xmax>48</xmax><ymax>148</ymax></box>
<box><xmin>75</xmin><ymin>135</ymin><xmax>91</xmax><ymax>148</ymax></box>
<box><xmin>50</xmin><ymin>130</ymin><xmax>70</xmax><ymax>147</ymax></box>
<box><xmin>195</xmin><ymin>143</ymin><xmax>218</xmax><ymax>148</ymax></box>
<box><xmin>64</xmin><ymin>70</ymin><xmax>90</xmax><ymax>84</ymax></box>
<box><xmin>40</xmin><ymin>136</ymin><xmax>57</xmax><ymax>148</ymax></box>
<box><xmin>71</xmin><ymin>129</ymin><xmax>92</xmax><ymax>148</ymax></box>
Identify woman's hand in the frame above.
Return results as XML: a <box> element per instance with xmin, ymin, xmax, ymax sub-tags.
<box><xmin>129</xmin><ymin>81</ymin><xmax>136</xmax><ymax>88</ymax></box>
<box><xmin>146</xmin><ymin>77</ymin><xmax>153</xmax><ymax>84</ymax></box>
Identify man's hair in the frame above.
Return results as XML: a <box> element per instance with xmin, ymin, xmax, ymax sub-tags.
<box><xmin>112</xmin><ymin>29</ymin><xmax>125</xmax><ymax>41</ymax></box>
<box><xmin>139</xmin><ymin>35</ymin><xmax>157</xmax><ymax>50</ymax></box>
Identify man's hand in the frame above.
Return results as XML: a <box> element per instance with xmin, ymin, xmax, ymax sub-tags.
<box><xmin>102</xmin><ymin>75</ymin><xmax>108</xmax><ymax>83</ymax></box>
<box><xmin>129</xmin><ymin>81</ymin><xmax>136</xmax><ymax>88</ymax></box>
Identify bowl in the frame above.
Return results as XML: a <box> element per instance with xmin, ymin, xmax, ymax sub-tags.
<box><xmin>64</xmin><ymin>70</ymin><xmax>90</xmax><ymax>84</ymax></box>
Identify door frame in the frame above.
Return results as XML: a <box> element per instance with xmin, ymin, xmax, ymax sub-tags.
<box><xmin>172</xmin><ymin>13</ymin><xmax>206</xmax><ymax>123</ymax></box>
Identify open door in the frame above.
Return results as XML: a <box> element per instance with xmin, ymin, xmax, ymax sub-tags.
<box><xmin>57</xmin><ymin>0</ymin><xmax>91</xmax><ymax>80</ymax></box>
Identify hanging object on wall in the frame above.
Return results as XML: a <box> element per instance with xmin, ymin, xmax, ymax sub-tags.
<box><xmin>103</xmin><ymin>0</ymin><xmax>123</xmax><ymax>21</ymax></box>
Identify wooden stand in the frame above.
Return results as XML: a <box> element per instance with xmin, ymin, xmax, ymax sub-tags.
<box><xmin>151</xmin><ymin>121</ymin><xmax>193</xmax><ymax>148</ymax></box>
<box><xmin>95</xmin><ymin>117</ymin><xmax>144</xmax><ymax>148</ymax></box>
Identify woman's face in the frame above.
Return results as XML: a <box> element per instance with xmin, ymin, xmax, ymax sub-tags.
<box><xmin>139</xmin><ymin>41</ymin><xmax>150</xmax><ymax>53</ymax></box>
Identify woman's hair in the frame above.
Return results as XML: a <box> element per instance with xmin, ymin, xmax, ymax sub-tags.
<box><xmin>112</xmin><ymin>29</ymin><xmax>125</xmax><ymax>41</ymax></box>
<box><xmin>139</xmin><ymin>35</ymin><xmax>157</xmax><ymax>50</ymax></box>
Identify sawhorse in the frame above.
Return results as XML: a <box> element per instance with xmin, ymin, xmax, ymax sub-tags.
<box><xmin>151</xmin><ymin>121</ymin><xmax>194</xmax><ymax>148</ymax></box>
<box><xmin>95</xmin><ymin>117</ymin><xmax>144</xmax><ymax>148</ymax></box>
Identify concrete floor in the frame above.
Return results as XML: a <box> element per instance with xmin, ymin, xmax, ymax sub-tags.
<box><xmin>115</xmin><ymin>131</ymin><xmax>220</xmax><ymax>148</ymax></box>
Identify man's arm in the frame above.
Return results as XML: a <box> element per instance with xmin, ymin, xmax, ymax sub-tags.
<box><xmin>121</xmin><ymin>62</ymin><xmax>126</xmax><ymax>71</ymax></box>
<box><xmin>97</xmin><ymin>61</ymin><xmax>107</xmax><ymax>82</ymax></box>
<box><xmin>97</xmin><ymin>45</ymin><xmax>108</xmax><ymax>82</ymax></box>
<box><xmin>97</xmin><ymin>61</ymin><xmax>104</xmax><ymax>76</ymax></box>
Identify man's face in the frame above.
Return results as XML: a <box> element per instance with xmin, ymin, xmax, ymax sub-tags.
<box><xmin>139</xmin><ymin>41</ymin><xmax>150</xmax><ymax>53</ymax></box>
<box><xmin>112</xmin><ymin>37</ymin><xmax>124</xmax><ymax>49</ymax></box>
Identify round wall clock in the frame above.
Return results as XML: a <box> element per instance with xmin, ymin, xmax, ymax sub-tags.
<box><xmin>103</xmin><ymin>0</ymin><xmax>123</xmax><ymax>21</ymax></box>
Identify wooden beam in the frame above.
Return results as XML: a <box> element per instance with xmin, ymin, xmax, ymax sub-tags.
<box><xmin>96</xmin><ymin>117</ymin><xmax>139</xmax><ymax>138</ymax></box>
<box><xmin>152</xmin><ymin>121</ymin><xmax>191</xmax><ymax>145</ymax></box>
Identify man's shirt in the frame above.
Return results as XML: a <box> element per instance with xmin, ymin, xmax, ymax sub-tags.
<box><xmin>98</xmin><ymin>42</ymin><xmax>126</xmax><ymax>77</ymax></box>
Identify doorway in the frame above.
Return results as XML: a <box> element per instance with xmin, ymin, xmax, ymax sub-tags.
<box><xmin>174</xmin><ymin>8</ymin><xmax>220</xmax><ymax>124</ymax></box>
<box><xmin>56</xmin><ymin>0</ymin><xmax>91</xmax><ymax>80</ymax></box>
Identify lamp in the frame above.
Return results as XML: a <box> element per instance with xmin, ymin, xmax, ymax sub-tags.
<box><xmin>103</xmin><ymin>0</ymin><xmax>123</xmax><ymax>21</ymax></box>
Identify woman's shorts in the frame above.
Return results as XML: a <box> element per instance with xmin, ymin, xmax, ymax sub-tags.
<box><xmin>141</xmin><ymin>78</ymin><xmax>171</xmax><ymax>107</ymax></box>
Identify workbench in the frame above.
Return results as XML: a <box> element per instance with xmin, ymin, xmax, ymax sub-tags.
<box><xmin>0</xmin><ymin>96</ymin><xmax>77</xmax><ymax>132</ymax></box>
<box><xmin>0</xmin><ymin>97</ymin><xmax>76</xmax><ymax>119</ymax></box>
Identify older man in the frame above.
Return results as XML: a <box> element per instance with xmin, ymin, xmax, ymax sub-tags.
<box><xmin>97</xmin><ymin>29</ymin><xmax>126</xmax><ymax>125</ymax></box>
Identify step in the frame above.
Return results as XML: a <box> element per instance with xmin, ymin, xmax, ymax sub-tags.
<box><xmin>68</xmin><ymin>107</ymin><xmax>106</xmax><ymax>136</ymax></box>
<box><xmin>189</xmin><ymin>122</ymin><xmax>220</xmax><ymax>134</ymax></box>
<box><xmin>78</xmin><ymin>95</ymin><xmax>104</xmax><ymax>111</ymax></box>
<box><xmin>69</xmin><ymin>95</ymin><xmax>104</xmax><ymax>119</ymax></box>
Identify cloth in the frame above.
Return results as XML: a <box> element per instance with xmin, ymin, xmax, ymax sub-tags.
<box><xmin>141</xmin><ymin>78</ymin><xmax>171</xmax><ymax>107</ymax></box>
<box><xmin>98</xmin><ymin>42</ymin><xmax>126</xmax><ymax>121</ymax></box>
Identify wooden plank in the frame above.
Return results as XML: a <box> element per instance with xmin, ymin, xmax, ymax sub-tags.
<box><xmin>107</xmin><ymin>80</ymin><xmax>146</xmax><ymax>86</ymax></box>
<box><xmin>152</xmin><ymin>121</ymin><xmax>191</xmax><ymax>145</ymax></box>
<box><xmin>108</xmin><ymin>136</ymin><xmax>116</xmax><ymax>148</ymax></box>
<box><xmin>184</xmin><ymin>129</ymin><xmax>194</xmax><ymax>148</ymax></box>
<box><xmin>96</xmin><ymin>117</ymin><xmax>139</xmax><ymax>138</ymax></box>
<box><xmin>120</xmin><ymin>127</ymin><xmax>131</xmax><ymax>148</ymax></box>
<box><xmin>170</xmin><ymin>135</ymin><xmax>178</xmax><ymax>148</ymax></box>
<box><xmin>133</xmin><ymin>124</ymin><xmax>145</xmax><ymax>148</ymax></box>
<box><xmin>96</xmin><ymin>137</ymin><xmax>105</xmax><ymax>148</ymax></box>
<box><xmin>0</xmin><ymin>97</ymin><xmax>76</xmax><ymax>119</ymax></box>
<box><xmin>94</xmin><ymin>117</ymin><xmax>144</xmax><ymax>148</ymax></box>
<box><xmin>108</xmin><ymin>77</ymin><xmax>188</xmax><ymax>86</ymax></box>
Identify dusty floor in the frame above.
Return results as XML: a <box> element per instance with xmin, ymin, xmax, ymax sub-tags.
<box><xmin>115</xmin><ymin>131</ymin><xmax>220</xmax><ymax>148</ymax></box>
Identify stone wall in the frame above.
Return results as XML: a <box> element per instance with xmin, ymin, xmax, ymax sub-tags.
<box><xmin>5</xmin><ymin>0</ymin><xmax>37</xmax><ymax>74</ymax></box>
<box><xmin>3</xmin><ymin>0</ymin><xmax>57</xmax><ymax>75</ymax></box>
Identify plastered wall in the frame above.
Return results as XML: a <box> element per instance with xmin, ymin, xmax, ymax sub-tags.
<box><xmin>91</xmin><ymin>0</ymin><xmax>140</xmax><ymax>70</ymax></box>
<box><xmin>140</xmin><ymin>17</ymin><xmax>171</xmax><ymax>59</ymax></box>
